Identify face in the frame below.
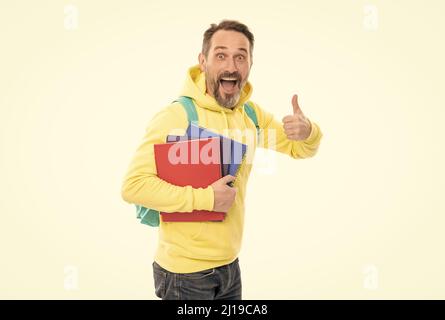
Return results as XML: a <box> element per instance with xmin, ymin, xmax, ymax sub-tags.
<box><xmin>199</xmin><ymin>30</ymin><xmax>252</xmax><ymax>109</ymax></box>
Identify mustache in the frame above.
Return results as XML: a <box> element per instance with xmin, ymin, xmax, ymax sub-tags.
<box><xmin>217</xmin><ymin>71</ymin><xmax>241</xmax><ymax>83</ymax></box>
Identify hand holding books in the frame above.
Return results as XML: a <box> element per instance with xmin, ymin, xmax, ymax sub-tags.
<box><xmin>210</xmin><ymin>175</ymin><xmax>237</xmax><ymax>212</ymax></box>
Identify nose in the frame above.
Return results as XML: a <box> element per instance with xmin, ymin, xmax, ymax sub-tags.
<box><xmin>224</xmin><ymin>57</ymin><xmax>238</xmax><ymax>74</ymax></box>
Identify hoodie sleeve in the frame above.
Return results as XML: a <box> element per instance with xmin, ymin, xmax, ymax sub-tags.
<box><xmin>250</xmin><ymin>101</ymin><xmax>323</xmax><ymax>159</ymax></box>
<box><xmin>121</xmin><ymin>104</ymin><xmax>214</xmax><ymax>212</ymax></box>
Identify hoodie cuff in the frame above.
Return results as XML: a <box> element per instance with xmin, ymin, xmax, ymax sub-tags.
<box><xmin>192</xmin><ymin>186</ymin><xmax>215</xmax><ymax>211</ymax></box>
<box><xmin>303</xmin><ymin>119</ymin><xmax>321</xmax><ymax>145</ymax></box>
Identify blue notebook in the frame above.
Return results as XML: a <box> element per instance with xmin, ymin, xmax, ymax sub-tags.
<box><xmin>166</xmin><ymin>122</ymin><xmax>247</xmax><ymax>183</ymax></box>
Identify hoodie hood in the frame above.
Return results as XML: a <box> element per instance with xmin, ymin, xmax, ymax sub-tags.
<box><xmin>180</xmin><ymin>65</ymin><xmax>253</xmax><ymax>115</ymax></box>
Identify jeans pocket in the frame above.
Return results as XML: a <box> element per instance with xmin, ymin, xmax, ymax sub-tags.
<box><xmin>152</xmin><ymin>262</ymin><xmax>167</xmax><ymax>298</ymax></box>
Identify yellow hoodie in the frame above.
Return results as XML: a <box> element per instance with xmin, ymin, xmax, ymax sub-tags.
<box><xmin>121</xmin><ymin>65</ymin><xmax>323</xmax><ymax>273</ymax></box>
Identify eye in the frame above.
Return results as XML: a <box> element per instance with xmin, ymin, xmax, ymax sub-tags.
<box><xmin>217</xmin><ymin>53</ymin><xmax>225</xmax><ymax>60</ymax></box>
<box><xmin>237</xmin><ymin>55</ymin><xmax>245</xmax><ymax>61</ymax></box>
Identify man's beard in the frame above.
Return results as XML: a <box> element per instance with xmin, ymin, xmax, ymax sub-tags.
<box><xmin>206</xmin><ymin>70</ymin><xmax>248</xmax><ymax>109</ymax></box>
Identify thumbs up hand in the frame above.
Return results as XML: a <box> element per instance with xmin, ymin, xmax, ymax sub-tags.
<box><xmin>282</xmin><ymin>94</ymin><xmax>312</xmax><ymax>141</ymax></box>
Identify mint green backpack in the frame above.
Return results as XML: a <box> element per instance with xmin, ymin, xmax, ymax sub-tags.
<box><xmin>135</xmin><ymin>96</ymin><xmax>260</xmax><ymax>227</ymax></box>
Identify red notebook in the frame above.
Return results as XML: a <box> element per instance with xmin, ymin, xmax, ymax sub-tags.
<box><xmin>154</xmin><ymin>137</ymin><xmax>225</xmax><ymax>222</ymax></box>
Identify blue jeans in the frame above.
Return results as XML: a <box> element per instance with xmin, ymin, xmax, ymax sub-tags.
<box><xmin>152</xmin><ymin>258</ymin><xmax>242</xmax><ymax>300</ymax></box>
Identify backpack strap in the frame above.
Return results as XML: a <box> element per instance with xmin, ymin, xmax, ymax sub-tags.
<box><xmin>136</xmin><ymin>205</ymin><xmax>160</xmax><ymax>227</ymax></box>
<box><xmin>174</xmin><ymin>96</ymin><xmax>199</xmax><ymax>124</ymax></box>
<box><xmin>243</xmin><ymin>101</ymin><xmax>260</xmax><ymax>136</ymax></box>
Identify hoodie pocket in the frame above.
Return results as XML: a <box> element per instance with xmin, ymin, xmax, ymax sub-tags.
<box><xmin>163</xmin><ymin>221</ymin><xmax>207</xmax><ymax>241</ymax></box>
<box><xmin>190</xmin><ymin>222</ymin><xmax>207</xmax><ymax>240</ymax></box>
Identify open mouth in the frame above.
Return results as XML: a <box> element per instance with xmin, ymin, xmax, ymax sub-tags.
<box><xmin>219</xmin><ymin>77</ymin><xmax>239</xmax><ymax>94</ymax></box>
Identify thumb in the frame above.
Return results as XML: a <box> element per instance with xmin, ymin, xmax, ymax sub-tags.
<box><xmin>292</xmin><ymin>94</ymin><xmax>303</xmax><ymax>115</ymax></box>
<box><xmin>220</xmin><ymin>175</ymin><xmax>236</xmax><ymax>184</ymax></box>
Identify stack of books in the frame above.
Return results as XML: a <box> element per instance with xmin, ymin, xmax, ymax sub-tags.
<box><xmin>154</xmin><ymin>122</ymin><xmax>247</xmax><ymax>222</ymax></box>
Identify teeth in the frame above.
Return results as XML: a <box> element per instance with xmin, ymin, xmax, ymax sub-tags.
<box><xmin>221</xmin><ymin>78</ymin><xmax>237</xmax><ymax>81</ymax></box>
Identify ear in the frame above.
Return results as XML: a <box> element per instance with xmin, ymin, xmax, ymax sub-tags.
<box><xmin>198</xmin><ymin>53</ymin><xmax>206</xmax><ymax>72</ymax></box>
